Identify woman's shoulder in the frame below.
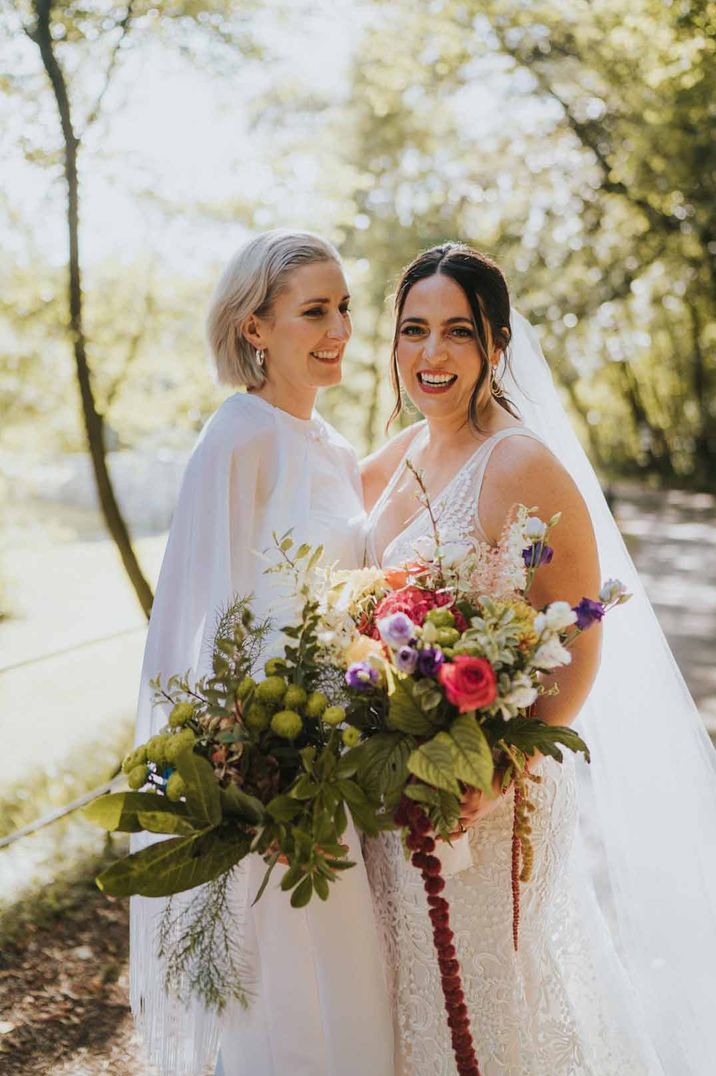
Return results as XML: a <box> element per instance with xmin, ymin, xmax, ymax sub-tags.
<box><xmin>480</xmin><ymin>426</ymin><xmax>588</xmax><ymax>540</ymax></box>
<box><xmin>192</xmin><ymin>392</ymin><xmax>276</xmax><ymax>463</ymax></box>
<box><xmin>316</xmin><ymin>412</ymin><xmax>359</xmax><ymax>460</ymax></box>
<box><xmin>360</xmin><ymin>421</ymin><xmax>426</xmax><ymax>510</ymax></box>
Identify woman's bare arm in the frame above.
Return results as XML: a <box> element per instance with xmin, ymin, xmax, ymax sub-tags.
<box><xmin>479</xmin><ymin>436</ymin><xmax>602</xmax><ymax>728</ymax></box>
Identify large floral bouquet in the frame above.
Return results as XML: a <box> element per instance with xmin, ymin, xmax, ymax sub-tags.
<box><xmin>85</xmin><ymin>537</ymin><xmax>388</xmax><ymax>1012</ymax></box>
<box><xmin>322</xmin><ymin>474</ymin><xmax>629</xmax><ymax>1076</ymax></box>
<box><xmin>85</xmin><ymin>496</ymin><xmax>628</xmax><ymax>1072</ymax></box>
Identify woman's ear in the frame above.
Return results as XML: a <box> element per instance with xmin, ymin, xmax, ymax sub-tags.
<box><xmin>240</xmin><ymin>314</ymin><xmax>264</xmax><ymax>349</ymax></box>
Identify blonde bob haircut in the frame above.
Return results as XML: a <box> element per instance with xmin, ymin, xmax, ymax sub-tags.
<box><xmin>206</xmin><ymin>229</ymin><xmax>342</xmax><ymax>387</ymax></box>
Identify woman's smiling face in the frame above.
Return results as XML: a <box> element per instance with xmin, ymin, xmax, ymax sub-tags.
<box><xmin>396</xmin><ymin>273</ymin><xmax>490</xmax><ymax>422</ymax></box>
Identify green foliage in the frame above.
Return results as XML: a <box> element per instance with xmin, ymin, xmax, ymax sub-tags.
<box><xmin>494</xmin><ymin>717</ymin><xmax>590</xmax><ymax>765</ymax></box>
<box><xmin>448</xmin><ymin>715</ymin><xmax>494</xmax><ymax>794</ymax></box>
<box><xmin>83</xmin><ymin>791</ymin><xmax>189</xmax><ymax>833</ymax></box>
<box><xmin>157</xmin><ymin>868</ymin><xmax>253</xmax><ymax>1014</ymax></box>
<box><xmin>96</xmin><ymin>830</ymin><xmax>250</xmax><ymax>898</ymax></box>
<box><xmin>174</xmin><ymin>747</ymin><xmax>222</xmax><ymax>828</ymax></box>
<box><xmin>387</xmin><ymin>678</ymin><xmax>444</xmax><ymax>735</ymax></box>
<box><xmin>407</xmin><ymin>733</ymin><xmax>462</xmax><ymax>797</ymax></box>
<box><xmin>350</xmin><ymin>731</ymin><xmax>415</xmax><ymax>799</ymax></box>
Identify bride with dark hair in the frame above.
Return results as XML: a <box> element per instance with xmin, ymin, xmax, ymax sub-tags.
<box><xmin>361</xmin><ymin>243</ymin><xmax>716</xmax><ymax>1076</ymax></box>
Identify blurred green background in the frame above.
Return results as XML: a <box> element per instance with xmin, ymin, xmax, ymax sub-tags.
<box><xmin>0</xmin><ymin>1</ymin><xmax>714</xmax><ymax>1072</ymax></box>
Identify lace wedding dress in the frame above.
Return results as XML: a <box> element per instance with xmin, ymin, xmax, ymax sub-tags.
<box><xmin>364</xmin><ymin>424</ymin><xmax>664</xmax><ymax>1076</ymax></box>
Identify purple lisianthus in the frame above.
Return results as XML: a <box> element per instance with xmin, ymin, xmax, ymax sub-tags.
<box><xmin>572</xmin><ymin>597</ymin><xmax>605</xmax><ymax>630</ymax></box>
<box><xmin>522</xmin><ymin>542</ymin><xmax>554</xmax><ymax>567</ymax></box>
<box><xmin>377</xmin><ymin>611</ymin><xmax>415</xmax><ymax>650</ymax></box>
<box><xmin>395</xmin><ymin>646</ymin><xmax>419</xmax><ymax>674</ymax></box>
<box><xmin>417</xmin><ymin>646</ymin><xmax>445</xmax><ymax>678</ymax></box>
<box><xmin>345</xmin><ymin>661</ymin><xmax>379</xmax><ymax>691</ymax></box>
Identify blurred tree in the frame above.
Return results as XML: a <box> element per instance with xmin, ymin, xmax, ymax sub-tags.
<box><xmin>359</xmin><ymin>0</ymin><xmax>715</xmax><ymax>484</ymax></box>
<box><xmin>12</xmin><ymin>0</ymin><xmax>260</xmax><ymax>617</ymax></box>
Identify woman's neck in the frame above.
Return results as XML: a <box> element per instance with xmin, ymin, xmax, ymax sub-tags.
<box><xmin>422</xmin><ymin>399</ymin><xmax>515</xmax><ymax>455</ymax></box>
<box><xmin>249</xmin><ymin>381</ymin><xmax>317</xmax><ymax>421</ymax></box>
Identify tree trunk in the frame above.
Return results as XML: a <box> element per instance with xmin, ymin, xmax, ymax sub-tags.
<box><xmin>685</xmin><ymin>299</ymin><xmax>715</xmax><ymax>483</ymax></box>
<box><xmin>31</xmin><ymin>0</ymin><xmax>154</xmax><ymax>619</ymax></box>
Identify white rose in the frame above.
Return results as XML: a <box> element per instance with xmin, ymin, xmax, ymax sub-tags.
<box><xmin>534</xmin><ymin>636</ymin><xmax>572</xmax><ymax>670</ymax></box>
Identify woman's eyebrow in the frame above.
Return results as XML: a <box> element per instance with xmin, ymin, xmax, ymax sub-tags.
<box><xmin>300</xmin><ymin>294</ymin><xmax>351</xmax><ymax>305</ymax></box>
<box><xmin>400</xmin><ymin>315</ymin><xmax>473</xmax><ymax>325</ymax></box>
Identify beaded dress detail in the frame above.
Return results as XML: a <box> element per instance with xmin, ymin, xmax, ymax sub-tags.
<box><xmin>364</xmin><ymin>426</ymin><xmax>663</xmax><ymax>1076</ymax></box>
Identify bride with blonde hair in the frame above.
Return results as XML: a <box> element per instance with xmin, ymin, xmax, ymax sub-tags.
<box><xmin>131</xmin><ymin>229</ymin><xmax>393</xmax><ymax>1076</ymax></box>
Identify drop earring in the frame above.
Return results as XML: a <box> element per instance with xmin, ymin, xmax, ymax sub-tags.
<box><xmin>256</xmin><ymin>349</ymin><xmax>265</xmax><ymax>368</ymax></box>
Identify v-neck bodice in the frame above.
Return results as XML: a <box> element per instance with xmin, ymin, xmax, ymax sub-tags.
<box><xmin>365</xmin><ymin>424</ymin><xmax>542</xmax><ymax>568</ymax></box>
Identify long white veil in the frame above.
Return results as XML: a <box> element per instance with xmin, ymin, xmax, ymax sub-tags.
<box><xmin>502</xmin><ymin>310</ymin><xmax>716</xmax><ymax>1073</ymax></box>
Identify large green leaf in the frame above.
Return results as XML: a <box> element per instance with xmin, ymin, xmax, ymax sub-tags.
<box><xmin>387</xmin><ymin>679</ymin><xmax>441</xmax><ymax>735</ymax></box>
<box><xmin>136</xmin><ymin>810</ymin><xmax>198</xmax><ymax>836</ymax></box>
<box><xmin>407</xmin><ymin>733</ymin><xmax>461</xmax><ymax>796</ymax></box>
<box><xmin>500</xmin><ymin>717</ymin><xmax>590</xmax><ymax>764</ymax></box>
<box><xmin>96</xmin><ymin>830</ymin><xmax>249</xmax><ymax>898</ymax></box>
<box><xmin>449</xmin><ymin>715</ymin><xmax>494</xmax><ymax>793</ymax></box>
<box><xmin>83</xmin><ymin>792</ymin><xmax>187</xmax><ymax>833</ymax></box>
<box><xmin>266</xmin><ymin>794</ymin><xmax>304</xmax><ymax>823</ymax></box>
<box><xmin>175</xmin><ymin>748</ymin><xmax>222</xmax><ymax>828</ymax></box>
<box><xmin>220</xmin><ymin>784</ymin><xmax>265</xmax><ymax>824</ymax></box>
<box><xmin>356</xmin><ymin>731</ymin><xmax>414</xmax><ymax>797</ymax></box>
<box><xmin>404</xmin><ymin>784</ymin><xmax>441</xmax><ymax>807</ymax></box>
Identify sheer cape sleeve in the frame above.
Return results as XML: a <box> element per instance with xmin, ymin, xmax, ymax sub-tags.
<box><xmin>130</xmin><ymin>394</ymin><xmax>277</xmax><ymax>1076</ymax></box>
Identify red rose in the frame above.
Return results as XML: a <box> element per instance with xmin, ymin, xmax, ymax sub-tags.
<box><xmin>438</xmin><ymin>656</ymin><xmax>497</xmax><ymax>713</ymax></box>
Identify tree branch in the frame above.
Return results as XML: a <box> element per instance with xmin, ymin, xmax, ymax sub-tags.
<box><xmin>82</xmin><ymin>0</ymin><xmax>135</xmax><ymax>135</ymax></box>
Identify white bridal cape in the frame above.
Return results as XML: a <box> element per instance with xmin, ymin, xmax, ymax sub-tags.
<box><xmin>130</xmin><ymin>392</ymin><xmax>394</xmax><ymax>1076</ymax></box>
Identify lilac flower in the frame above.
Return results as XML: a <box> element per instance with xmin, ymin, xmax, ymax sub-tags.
<box><xmin>345</xmin><ymin>661</ymin><xmax>379</xmax><ymax>691</ymax></box>
<box><xmin>395</xmin><ymin>646</ymin><xmax>419</xmax><ymax>674</ymax></box>
<box><xmin>417</xmin><ymin>646</ymin><xmax>445</xmax><ymax>678</ymax></box>
<box><xmin>522</xmin><ymin>543</ymin><xmax>554</xmax><ymax>567</ymax></box>
<box><xmin>599</xmin><ymin>578</ymin><xmax>628</xmax><ymax>604</ymax></box>
<box><xmin>377</xmin><ymin>611</ymin><xmax>415</xmax><ymax>650</ymax></box>
<box><xmin>572</xmin><ymin>597</ymin><xmax>605</xmax><ymax>630</ymax></box>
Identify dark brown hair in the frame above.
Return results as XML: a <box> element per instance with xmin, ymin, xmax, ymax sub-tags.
<box><xmin>388</xmin><ymin>242</ymin><xmax>519</xmax><ymax>429</ymax></box>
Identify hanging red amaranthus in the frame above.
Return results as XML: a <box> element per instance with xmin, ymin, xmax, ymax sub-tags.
<box><xmin>396</xmin><ymin>797</ymin><xmax>482</xmax><ymax>1076</ymax></box>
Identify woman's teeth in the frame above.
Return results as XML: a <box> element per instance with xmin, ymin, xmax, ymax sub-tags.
<box><xmin>311</xmin><ymin>350</ymin><xmax>341</xmax><ymax>364</ymax></box>
<box><xmin>417</xmin><ymin>371</ymin><xmax>457</xmax><ymax>392</ymax></box>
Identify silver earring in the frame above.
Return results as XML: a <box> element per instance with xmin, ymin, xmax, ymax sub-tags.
<box><xmin>256</xmin><ymin>349</ymin><xmax>265</xmax><ymax>368</ymax></box>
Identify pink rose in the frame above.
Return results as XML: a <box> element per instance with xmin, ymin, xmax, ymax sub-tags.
<box><xmin>438</xmin><ymin>656</ymin><xmax>497</xmax><ymax>713</ymax></box>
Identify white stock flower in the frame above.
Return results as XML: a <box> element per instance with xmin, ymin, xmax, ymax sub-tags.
<box><xmin>505</xmin><ymin>677</ymin><xmax>539</xmax><ymax>709</ymax></box>
<box><xmin>439</xmin><ymin>538</ymin><xmax>475</xmax><ymax>568</ymax></box>
<box><xmin>535</xmin><ymin>601</ymin><xmax>577</xmax><ymax>634</ymax></box>
<box><xmin>413</xmin><ymin>534</ymin><xmax>436</xmax><ymax>562</ymax></box>
<box><xmin>330</xmin><ymin>567</ymin><xmax>385</xmax><ymax>610</ymax></box>
<box><xmin>524</xmin><ymin>516</ymin><xmax>548</xmax><ymax>541</ymax></box>
<box><xmin>534</xmin><ymin>636</ymin><xmax>572</xmax><ymax>670</ymax></box>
